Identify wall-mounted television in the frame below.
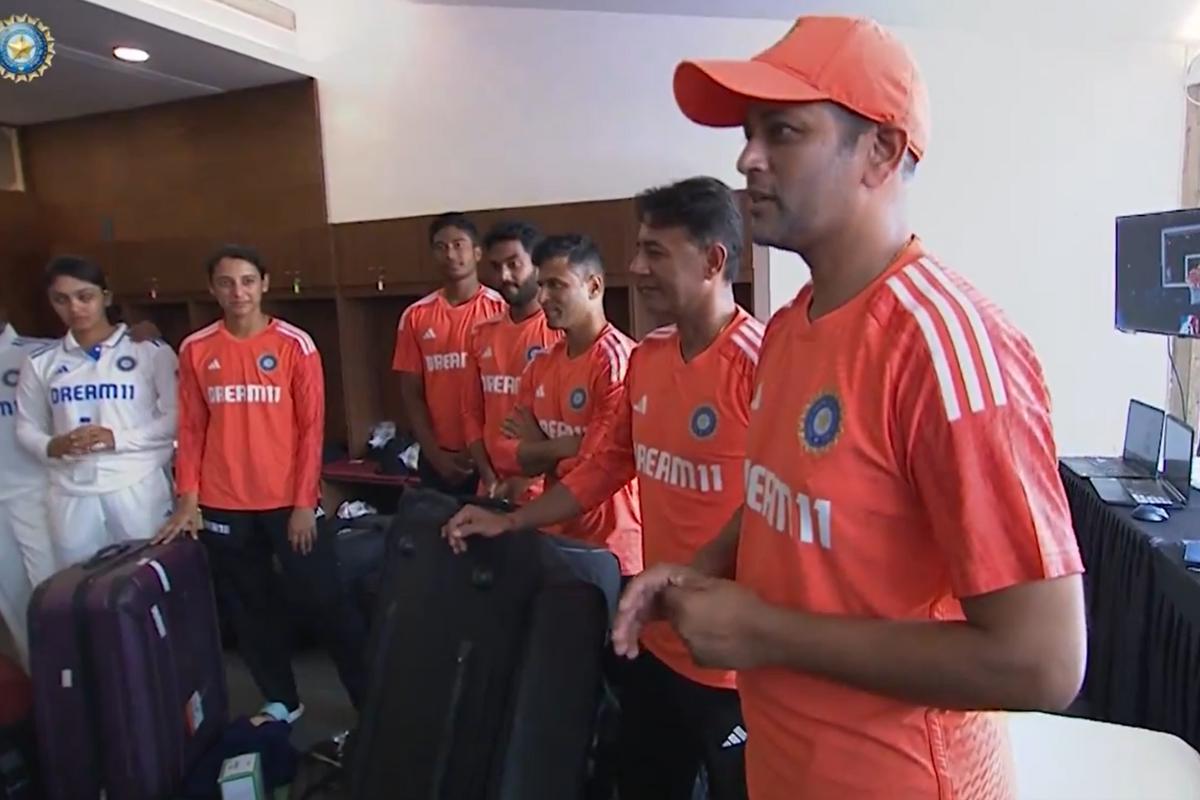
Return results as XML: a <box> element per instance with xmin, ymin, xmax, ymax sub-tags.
<box><xmin>1116</xmin><ymin>208</ymin><xmax>1200</xmax><ymax>337</ymax></box>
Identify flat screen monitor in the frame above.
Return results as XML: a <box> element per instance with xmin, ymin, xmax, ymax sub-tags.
<box><xmin>1116</xmin><ymin>208</ymin><xmax>1200</xmax><ymax>337</ymax></box>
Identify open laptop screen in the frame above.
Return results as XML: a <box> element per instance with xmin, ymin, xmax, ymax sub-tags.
<box><xmin>1163</xmin><ymin>414</ymin><xmax>1195</xmax><ymax>498</ymax></box>
<box><xmin>1124</xmin><ymin>400</ymin><xmax>1165</xmax><ymax>473</ymax></box>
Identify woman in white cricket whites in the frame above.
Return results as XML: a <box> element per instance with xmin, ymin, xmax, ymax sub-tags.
<box><xmin>16</xmin><ymin>256</ymin><xmax>179</xmax><ymax>568</ymax></box>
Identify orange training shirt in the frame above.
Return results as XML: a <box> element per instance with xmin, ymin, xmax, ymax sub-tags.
<box><xmin>736</xmin><ymin>238</ymin><xmax>1084</xmax><ymax>800</ymax></box>
<box><xmin>562</xmin><ymin>307</ymin><xmax>762</xmax><ymax>688</ymax></box>
<box><xmin>177</xmin><ymin>319</ymin><xmax>325</xmax><ymax>511</ymax></box>
<box><xmin>517</xmin><ymin>323</ymin><xmax>643</xmax><ymax>574</ymax></box>
<box><xmin>463</xmin><ymin>309</ymin><xmax>562</xmax><ymax>498</ymax></box>
<box><xmin>392</xmin><ymin>286</ymin><xmax>506</xmax><ymax>451</ymax></box>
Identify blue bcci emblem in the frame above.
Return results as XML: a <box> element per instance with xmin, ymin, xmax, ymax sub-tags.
<box><xmin>258</xmin><ymin>353</ymin><xmax>278</xmax><ymax>372</ymax></box>
<box><xmin>0</xmin><ymin>15</ymin><xmax>54</xmax><ymax>83</ymax></box>
<box><xmin>525</xmin><ymin>345</ymin><xmax>545</xmax><ymax>363</ymax></box>
<box><xmin>690</xmin><ymin>405</ymin><xmax>718</xmax><ymax>440</ymax></box>
<box><xmin>801</xmin><ymin>393</ymin><xmax>842</xmax><ymax>454</ymax></box>
<box><xmin>1</xmin><ymin>369</ymin><xmax>17</xmax><ymax>388</ymax></box>
<box><xmin>116</xmin><ymin>356</ymin><xmax>137</xmax><ymax>372</ymax></box>
<box><xmin>568</xmin><ymin>387</ymin><xmax>587</xmax><ymax>411</ymax></box>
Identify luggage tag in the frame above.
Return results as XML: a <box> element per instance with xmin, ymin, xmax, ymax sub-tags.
<box><xmin>185</xmin><ymin>691</ymin><xmax>205</xmax><ymax>735</ymax></box>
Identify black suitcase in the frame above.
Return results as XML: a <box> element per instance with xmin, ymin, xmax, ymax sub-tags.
<box><xmin>349</xmin><ymin>489</ymin><xmax>619</xmax><ymax>800</ymax></box>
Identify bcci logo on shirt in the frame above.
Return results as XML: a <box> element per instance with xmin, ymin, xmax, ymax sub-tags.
<box><xmin>800</xmin><ymin>393</ymin><xmax>841</xmax><ymax>454</ymax></box>
<box><xmin>116</xmin><ymin>356</ymin><xmax>137</xmax><ymax>372</ymax></box>
<box><xmin>258</xmin><ymin>353</ymin><xmax>278</xmax><ymax>373</ymax></box>
<box><xmin>0</xmin><ymin>15</ymin><xmax>54</xmax><ymax>83</ymax></box>
<box><xmin>690</xmin><ymin>404</ymin><xmax>718</xmax><ymax>440</ymax></box>
<box><xmin>1</xmin><ymin>369</ymin><xmax>17</xmax><ymax>387</ymax></box>
<box><xmin>569</xmin><ymin>387</ymin><xmax>587</xmax><ymax>411</ymax></box>
<box><xmin>526</xmin><ymin>345</ymin><xmax>545</xmax><ymax>363</ymax></box>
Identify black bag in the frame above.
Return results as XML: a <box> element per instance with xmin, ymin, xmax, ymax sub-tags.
<box><xmin>349</xmin><ymin>489</ymin><xmax>619</xmax><ymax>800</ymax></box>
<box><xmin>332</xmin><ymin>514</ymin><xmax>392</xmax><ymax>616</ymax></box>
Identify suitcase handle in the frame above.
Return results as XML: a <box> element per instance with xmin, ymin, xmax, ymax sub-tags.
<box><xmin>83</xmin><ymin>543</ymin><xmax>133</xmax><ymax>568</ymax></box>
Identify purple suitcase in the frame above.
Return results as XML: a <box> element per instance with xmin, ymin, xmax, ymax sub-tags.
<box><xmin>29</xmin><ymin>539</ymin><xmax>229</xmax><ymax>800</ymax></box>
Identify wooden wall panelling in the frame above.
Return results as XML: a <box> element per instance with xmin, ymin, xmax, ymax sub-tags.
<box><xmin>0</xmin><ymin>190</ymin><xmax>53</xmax><ymax>334</ymax></box>
<box><xmin>603</xmin><ymin>288</ymin><xmax>634</xmax><ymax>339</ymax></box>
<box><xmin>263</xmin><ymin>297</ymin><xmax>346</xmax><ymax>446</ymax></box>
<box><xmin>337</xmin><ymin>295</ymin><xmax>424</xmax><ymax>455</ymax></box>
<box><xmin>118</xmin><ymin>300</ymin><xmax>194</xmax><ymax>351</ymax></box>
<box><xmin>252</xmin><ymin>226</ymin><xmax>337</xmax><ymax>293</ymax></box>
<box><xmin>188</xmin><ymin>300</ymin><xmax>223</xmax><ymax>331</ymax></box>
<box><xmin>333</xmin><ymin>218</ymin><xmax>430</xmax><ymax>291</ymax></box>
<box><xmin>22</xmin><ymin>80</ymin><xmax>327</xmax><ymax>242</ymax></box>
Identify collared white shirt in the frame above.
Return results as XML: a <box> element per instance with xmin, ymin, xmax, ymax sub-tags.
<box><xmin>16</xmin><ymin>324</ymin><xmax>179</xmax><ymax>495</ymax></box>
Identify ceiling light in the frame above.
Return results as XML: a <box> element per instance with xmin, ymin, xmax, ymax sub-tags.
<box><xmin>112</xmin><ymin>46</ymin><xmax>149</xmax><ymax>63</ymax></box>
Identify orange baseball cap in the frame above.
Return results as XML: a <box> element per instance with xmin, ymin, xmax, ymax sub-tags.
<box><xmin>674</xmin><ymin>15</ymin><xmax>930</xmax><ymax>161</ymax></box>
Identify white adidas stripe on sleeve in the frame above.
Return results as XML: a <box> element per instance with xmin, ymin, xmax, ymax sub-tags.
<box><xmin>886</xmin><ymin>276</ymin><xmax>963</xmax><ymax>422</ymax></box>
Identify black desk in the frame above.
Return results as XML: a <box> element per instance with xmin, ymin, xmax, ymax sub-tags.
<box><xmin>1061</xmin><ymin>465</ymin><xmax>1200</xmax><ymax>748</ymax></box>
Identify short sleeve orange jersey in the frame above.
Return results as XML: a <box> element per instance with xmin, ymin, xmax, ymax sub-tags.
<box><xmin>176</xmin><ymin>319</ymin><xmax>325</xmax><ymax>512</ymax></box>
<box><xmin>736</xmin><ymin>239</ymin><xmax>1084</xmax><ymax>800</ymax></box>
<box><xmin>517</xmin><ymin>323</ymin><xmax>643</xmax><ymax>575</ymax></box>
<box><xmin>462</xmin><ymin>309</ymin><xmax>563</xmax><ymax>491</ymax></box>
<box><xmin>562</xmin><ymin>307</ymin><xmax>762</xmax><ymax>689</ymax></box>
<box><xmin>392</xmin><ymin>286</ymin><xmax>506</xmax><ymax>451</ymax></box>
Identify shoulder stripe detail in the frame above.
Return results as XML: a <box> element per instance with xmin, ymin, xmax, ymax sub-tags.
<box><xmin>29</xmin><ymin>342</ymin><xmax>58</xmax><ymax>360</ymax></box>
<box><xmin>917</xmin><ymin>259</ymin><xmax>1007</xmax><ymax>407</ymax></box>
<box><xmin>481</xmin><ymin>287</ymin><xmax>504</xmax><ymax>302</ymax></box>
<box><xmin>398</xmin><ymin>291</ymin><xmax>441</xmax><ymax>327</ymax></box>
<box><xmin>902</xmin><ymin>265</ymin><xmax>985</xmax><ymax>415</ymax></box>
<box><xmin>598</xmin><ymin>334</ymin><xmax>630</xmax><ymax>382</ymax></box>
<box><xmin>730</xmin><ymin>330</ymin><xmax>761</xmax><ymax>365</ymax></box>
<box><xmin>887</xmin><ymin>259</ymin><xmax>1009</xmax><ymax>423</ymax></box>
<box><xmin>886</xmin><ymin>276</ymin><xmax>963</xmax><ymax>422</ymax></box>
<box><xmin>180</xmin><ymin>322</ymin><xmax>221</xmax><ymax>351</ymax></box>
<box><xmin>733</xmin><ymin>319</ymin><xmax>764</xmax><ymax>346</ymax></box>
<box><xmin>736</xmin><ymin>315</ymin><xmax>766</xmax><ymax>337</ymax></box>
<box><xmin>277</xmin><ymin>321</ymin><xmax>317</xmax><ymax>356</ymax></box>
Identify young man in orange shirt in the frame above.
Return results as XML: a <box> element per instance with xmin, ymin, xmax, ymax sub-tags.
<box><xmin>465</xmin><ymin>233</ymin><xmax>643</xmax><ymax>575</ymax></box>
<box><xmin>158</xmin><ymin>245</ymin><xmax>367</xmax><ymax>724</ymax></box>
<box><xmin>393</xmin><ymin>213</ymin><xmax>505</xmax><ymax>494</ymax></box>
<box><xmin>447</xmin><ymin>178</ymin><xmax>759</xmax><ymax>799</ymax></box>
<box><xmin>613</xmin><ymin>16</ymin><xmax>1087</xmax><ymax>800</ymax></box>
<box><xmin>462</xmin><ymin>221</ymin><xmax>562</xmax><ymax>503</ymax></box>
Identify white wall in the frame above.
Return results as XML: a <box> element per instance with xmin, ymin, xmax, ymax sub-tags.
<box><xmin>84</xmin><ymin>1</ymin><xmax>1192</xmax><ymax>455</ymax></box>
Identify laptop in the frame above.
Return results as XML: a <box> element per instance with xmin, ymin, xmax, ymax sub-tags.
<box><xmin>1061</xmin><ymin>399</ymin><xmax>1164</xmax><ymax>479</ymax></box>
<box><xmin>1091</xmin><ymin>413</ymin><xmax>1194</xmax><ymax>508</ymax></box>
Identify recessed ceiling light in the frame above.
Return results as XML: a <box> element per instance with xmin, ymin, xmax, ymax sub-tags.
<box><xmin>112</xmin><ymin>46</ymin><xmax>149</xmax><ymax>63</ymax></box>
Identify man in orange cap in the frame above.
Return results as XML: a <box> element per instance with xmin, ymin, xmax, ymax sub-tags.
<box><xmin>612</xmin><ymin>16</ymin><xmax>1087</xmax><ymax>800</ymax></box>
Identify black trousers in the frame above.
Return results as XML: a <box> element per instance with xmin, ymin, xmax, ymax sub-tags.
<box><xmin>416</xmin><ymin>449</ymin><xmax>478</xmax><ymax>496</ymax></box>
<box><xmin>200</xmin><ymin>507</ymin><xmax>368</xmax><ymax>712</ymax></box>
<box><xmin>615</xmin><ymin>651</ymin><xmax>749</xmax><ymax>800</ymax></box>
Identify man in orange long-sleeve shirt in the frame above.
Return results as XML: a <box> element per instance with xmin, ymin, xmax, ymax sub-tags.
<box><xmin>462</xmin><ymin>221</ymin><xmax>562</xmax><ymax>503</ymax></box>
<box><xmin>455</xmin><ymin>234</ymin><xmax>642</xmax><ymax>574</ymax></box>
<box><xmin>393</xmin><ymin>213</ymin><xmax>505</xmax><ymax>494</ymax></box>
<box><xmin>158</xmin><ymin>245</ymin><xmax>367</xmax><ymax>724</ymax></box>
<box><xmin>446</xmin><ymin>178</ymin><xmax>758</xmax><ymax>799</ymax></box>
